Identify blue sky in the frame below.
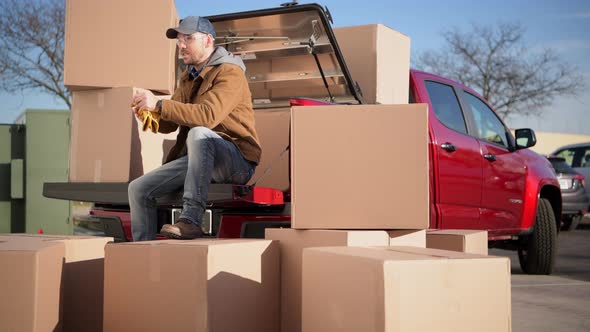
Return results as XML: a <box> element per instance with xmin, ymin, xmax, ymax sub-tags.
<box><xmin>1</xmin><ymin>0</ymin><xmax>588</xmax><ymax>134</ymax></box>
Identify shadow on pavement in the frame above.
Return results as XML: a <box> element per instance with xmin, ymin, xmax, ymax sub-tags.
<box><xmin>492</xmin><ymin>227</ymin><xmax>590</xmax><ymax>282</ymax></box>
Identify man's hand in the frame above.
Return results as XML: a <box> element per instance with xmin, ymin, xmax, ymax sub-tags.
<box><xmin>131</xmin><ymin>89</ymin><xmax>158</xmax><ymax>115</ymax></box>
<box><xmin>130</xmin><ymin>89</ymin><xmax>161</xmax><ymax>133</ymax></box>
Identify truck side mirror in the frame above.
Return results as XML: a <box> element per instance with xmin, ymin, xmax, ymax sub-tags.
<box><xmin>514</xmin><ymin>128</ymin><xmax>536</xmax><ymax>150</ymax></box>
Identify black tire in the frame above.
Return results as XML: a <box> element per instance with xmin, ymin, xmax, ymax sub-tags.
<box><xmin>518</xmin><ymin>198</ymin><xmax>557</xmax><ymax>275</ymax></box>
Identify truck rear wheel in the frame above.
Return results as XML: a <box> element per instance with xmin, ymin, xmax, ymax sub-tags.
<box><xmin>518</xmin><ymin>198</ymin><xmax>557</xmax><ymax>275</ymax></box>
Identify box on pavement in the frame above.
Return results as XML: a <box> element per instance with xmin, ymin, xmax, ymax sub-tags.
<box><xmin>103</xmin><ymin>239</ymin><xmax>279</xmax><ymax>332</ymax></box>
<box><xmin>265</xmin><ymin>228</ymin><xmax>390</xmax><ymax>332</ymax></box>
<box><xmin>0</xmin><ymin>239</ymin><xmax>65</xmax><ymax>332</ymax></box>
<box><xmin>0</xmin><ymin>234</ymin><xmax>112</xmax><ymax>332</ymax></box>
<box><xmin>387</xmin><ymin>229</ymin><xmax>426</xmax><ymax>247</ymax></box>
<box><xmin>290</xmin><ymin>104</ymin><xmax>429</xmax><ymax>229</ymax></box>
<box><xmin>334</xmin><ymin>24</ymin><xmax>410</xmax><ymax>104</ymax></box>
<box><xmin>302</xmin><ymin>246</ymin><xmax>511</xmax><ymax>332</ymax></box>
<box><xmin>69</xmin><ymin>87</ymin><xmax>177</xmax><ymax>182</ymax></box>
<box><xmin>426</xmin><ymin>229</ymin><xmax>489</xmax><ymax>255</ymax></box>
<box><xmin>64</xmin><ymin>0</ymin><xmax>178</xmax><ymax>93</ymax></box>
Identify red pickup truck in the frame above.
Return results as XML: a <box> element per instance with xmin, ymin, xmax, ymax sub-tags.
<box><xmin>45</xmin><ymin>3</ymin><xmax>561</xmax><ymax>275</ymax></box>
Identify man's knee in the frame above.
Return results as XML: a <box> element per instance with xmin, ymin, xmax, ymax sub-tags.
<box><xmin>186</xmin><ymin>127</ymin><xmax>218</xmax><ymax>153</ymax></box>
<box><xmin>187</xmin><ymin>126</ymin><xmax>215</xmax><ymax>141</ymax></box>
<box><xmin>128</xmin><ymin>177</ymin><xmax>146</xmax><ymax>201</ymax></box>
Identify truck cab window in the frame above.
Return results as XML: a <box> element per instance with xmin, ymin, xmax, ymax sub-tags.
<box><xmin>424</xmin><ymin>81</ymin><xmax>467</xmax><ymax>134</ymax></box>
<box><xmin>463</xmin><ymin>91</ymin><xmax>509</xmax><ymax>148</ymax></box>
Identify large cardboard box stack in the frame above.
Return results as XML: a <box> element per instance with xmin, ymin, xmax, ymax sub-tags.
<box><xmin>262</xmin><ymin>101</ymin><xmax>506</xmax><ymax>331</ymax></box>
<box><xmin>65</xmin><ymin>0</ymin><xmax>180</xmax><ymax>182</ymax></box>
<box><xmin>103</xmin><ymin>239</ymin><xmax>279</xmax><ymax>332</ymax></box>
<box><xmin>427</xmin><ymin>229</ymin><xmax>489</xmax><ymax>255</ymax></box>
<box><xmin>302</xmin><ymin>246</ymin><xmax>511</xmax><ymax>332</ymax></box>
<box><xmin>0</xmin><ymin>234</ymin><xmax>112</xmax><ymax>332</ymax></box>
<box><xmin>266</xmin><ymin>229</ymin><xmax>426</xmax><ymax>332</ymax></box>
<box><xmin>334</xmin><ymin>24</ymin><xmax>410</xmax><ymax>105</ymax></box>
<box><xmin>266</xmin><ymin>229</ymin><xmax>390</xmax><ymax>332</ymax></box>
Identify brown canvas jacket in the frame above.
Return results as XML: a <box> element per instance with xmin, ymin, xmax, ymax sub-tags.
<box><xmin>159</xmin><ymin>55</ymin><xmax>261</xmax><ymax>164</ymax></box>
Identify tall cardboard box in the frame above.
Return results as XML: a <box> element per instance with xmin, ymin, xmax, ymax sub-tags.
<box><xmin>302</xmin><ymin>246</ymin><xmax>511</xmax><ymax>332</ymax></box>
<box><xmin>103</xmin><ymin>239</ymin><xmax>279</xmax><ymax>332</ymax></box>
<box><xmin>334</xmin><ymin>24</ymin><xmax>410</xmax><ymax>104</ymax></box>
<box><xmin>64</xmin><ymin>0</ymin><xmax>178</xmax><ymax>93</ymax></box>
<box><xmin>69</xmin><ymin>88</ymin><xmax>177</xmax><ymax>182</ymax></box>
<box><xmin>427</xmin><ymin>229</ymin><xmax>489</xmax><ymax>255</ymax></box>
<box><xmin>265</xmin><ymin>228</ymin><xmax>390</xmax><ymax>332</ymax></box>
<box><xmin>0</xmin><ymin>234</ymin><xmax>112</xmax><ymax>332</ymax></box>
<box><xmin>249</xmin><ymin>108</ymin><xmax>291</xmax><ymax>191</ymax></box>
<box><xmin>290</xmin><ymin>104</ymin><xmax>429</xmax><ymax>229</ymax></box>
<box><xmin>0</xmin><ymin>240</ymin><xmax>65</xmax><ymax>332</ymax></box>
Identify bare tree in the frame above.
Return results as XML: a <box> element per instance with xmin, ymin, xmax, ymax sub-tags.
<box><xmin>415</xmin><ymin>23</ymin><xmax>584</xmax><ymax>119</ymax></box>
<box><xmin>0</xmin><ymin>0</ymin><xmax>70</xmax><ymax>108</ymax></box>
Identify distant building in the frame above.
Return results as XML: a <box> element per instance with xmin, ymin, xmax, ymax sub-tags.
<box><xmin>528</xmin><ymin>131</ymin><xmax>590</xmax><ymax>155</ymax></box>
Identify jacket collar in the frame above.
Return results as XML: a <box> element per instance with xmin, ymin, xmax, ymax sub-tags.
<box><xmin>186</xmin><ymin>65</ymin><xmax>214</xmax><ymax>81</ymax></box>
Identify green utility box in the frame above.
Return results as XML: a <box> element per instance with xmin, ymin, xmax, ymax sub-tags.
<box><xmin>0</xmin><ymin>124</ymin><xmax>26</xmax><ymax>233</ymax></box>
<box><xmin>24</xmin><ymin>110</ymin><xmax>71</xmax><ymax>234</ymax></box>
<box><xmin>0</xmin><ymin>109</ymin><xmax>71</xmax><ymax>234</ymax></box>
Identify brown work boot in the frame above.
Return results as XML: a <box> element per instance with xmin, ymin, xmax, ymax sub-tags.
<box><xmin>160</xmin><ymin>218</ymin><xmax>204</xmax><ymax>239</ymax></box>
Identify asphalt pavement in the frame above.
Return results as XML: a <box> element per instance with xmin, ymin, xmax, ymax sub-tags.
<box><xmin>490</xmin><ymin>225</ymin><xmax>590</xmax><ymax>332</ymax></box>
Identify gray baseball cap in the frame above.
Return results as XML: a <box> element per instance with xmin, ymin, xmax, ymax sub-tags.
<box><xmin>166</xmin><ymin>16</ymin><xmax>216</xmax><ymax>39</ymax></box>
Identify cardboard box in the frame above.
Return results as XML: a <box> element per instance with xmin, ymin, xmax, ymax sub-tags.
<box><xmin>64</xmin><ymin>0</ymin><xmax>178</xmax><ymax>93</ymax></box>
<box><xmin>103</xmin><ymin>239</ymin><xmax>279</xmax><ymax>332</ymax></box>
<box><xmin>0</xmin><ymin>234</ymin><xmax>112</xmax><ymax>332</ymax></box>
<box><xmin>334</xmin><ymin>24</ymin><xmax>410</xmax><ymax>104</ymax></box>
<box><xmin>387</xmin><ymin>229</ymin><xmax>426</xmax><ymax>247</ymax></box>
<box><xmin>302</xmin><ymin>246</ymin><xmax>511</xmax><ymax>332</ymax></box>
<box><xmin>265</xmin><ymin>228</ymin><xmax>390</xmax><ymax>332</ymax></box>
<box><xmin>0</xmin><ymin>239</ymin><xmax>65</xmax><ymax>332</ymax></box>
<box><xmin>69</xmin><ymin>88</ymin><xmax>177</xmax><ymax>182</ymax></box>
<box><xmin>290</xmin><ymin>104</ymin><xmax>429</xmax><ymax>229</ymax></box>
<box><xmin>427</xmin><ymin>229</ymin><xmax>489</xmax><ymax>255</ymax></box>
<box><xmin>248</xmin><ymin>108</ymin><xmax>291</xmax><ymax>191</ymax></box>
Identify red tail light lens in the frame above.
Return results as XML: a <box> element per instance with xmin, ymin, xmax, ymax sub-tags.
<box><xmin>574</xmin><ymin>174</ymin><xmax>586</xmax><ymax>188</ymax></box>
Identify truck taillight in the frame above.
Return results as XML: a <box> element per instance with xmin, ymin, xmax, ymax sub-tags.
<box><xmin>574</xmin><ymin>174</ymin><xmax>585</xmax><ymax>188</ymax></box>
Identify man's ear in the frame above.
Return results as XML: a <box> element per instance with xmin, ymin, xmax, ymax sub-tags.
<box><xmin>206</xmin><ymin>34</ymin><xmax>215</xmax><ymax>48</ymax></box>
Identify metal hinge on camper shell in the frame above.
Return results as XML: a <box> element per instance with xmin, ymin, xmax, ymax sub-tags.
<box><xmin>280</xmin><ymin>1</ymin><xmax>298</xmax><ymax>7</ymax></box>
<box><xmin>324</xmin><ymin>6</ymin><xmax>333</xmax><ymax>23</ymax></box>
<box><xmin>300</xmin><ymin>19</ymin><xmax>335</xmax><ymax>102</ymax></box>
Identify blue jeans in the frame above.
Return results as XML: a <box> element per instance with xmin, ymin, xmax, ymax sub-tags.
<box><xmin>128</xmin><ymin>127</ymin><xmax>256</xmax><ymax>241</ymax></box>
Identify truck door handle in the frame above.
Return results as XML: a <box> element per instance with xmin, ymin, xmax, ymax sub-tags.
<box><xmin>484</xmin><ymin>153</ymin><xmax>496</xmax><ymax>162</ymax></box>
<box><xmin>441</xmin><ymin>142</ymin><xmax>456</xmax><ymax>152</ymax></box>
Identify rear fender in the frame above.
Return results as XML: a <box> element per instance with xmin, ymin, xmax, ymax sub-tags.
<box><xmin>521</xmin><ymin>179</ymin><xmax>561</xmax><ymax>231</ymax></box>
